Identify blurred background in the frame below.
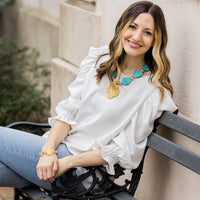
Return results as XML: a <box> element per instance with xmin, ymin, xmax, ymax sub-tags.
<box><xmin>0</xmin><ymin>0</ymin><xmax>199</xmax><ymax>200</ymax></box>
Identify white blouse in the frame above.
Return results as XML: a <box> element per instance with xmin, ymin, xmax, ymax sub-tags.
<box><xmin>49</xmin><ymin>46</ymin><xmax>177</xmax><ymax>175</ymax></box>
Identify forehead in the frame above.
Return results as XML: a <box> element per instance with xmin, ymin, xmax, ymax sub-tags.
<box><xmin>132</xmin><ymin>13</ymin><xmax>155</xmax><ymax>30</ymax></box>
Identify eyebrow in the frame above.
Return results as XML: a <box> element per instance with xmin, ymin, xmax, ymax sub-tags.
<box><xmin>132</xmin><ymin>22</ymin><xmax>154</xmax><ymax>31</ymax></box>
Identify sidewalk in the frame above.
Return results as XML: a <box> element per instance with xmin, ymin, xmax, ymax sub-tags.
<box><xmin>0</xmin><ymin>188</ymin><xmax>14</xmax><ymax>200</ymax></box>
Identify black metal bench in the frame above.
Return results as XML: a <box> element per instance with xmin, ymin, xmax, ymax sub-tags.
<box><xmin>7</xmin><ymin>110</ymin><xmax>200</xmax><ymax>200</ymax></box>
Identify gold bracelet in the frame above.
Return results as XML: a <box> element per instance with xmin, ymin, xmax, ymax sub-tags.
<box><xmin>38</xmin><ymin>148</ymin><xmax>58</xmax><ymax>157</ymax></box>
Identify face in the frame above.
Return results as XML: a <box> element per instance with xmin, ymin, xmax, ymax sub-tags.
<box><xmin>121</xmin><ymin>13</ymin><xmax>155</xmax><ymax>61</ymax></box>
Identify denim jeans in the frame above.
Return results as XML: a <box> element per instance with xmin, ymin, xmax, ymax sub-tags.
<box><xmin>0</xmin><ymin>126</ymin><xmax>85</xmax><ymax>193</ymax></box>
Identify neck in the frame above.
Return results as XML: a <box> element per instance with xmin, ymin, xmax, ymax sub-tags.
<box><xmin>121</xmin><ymin>54</ymin><xmax>145</xmax><ymax>75</ymax></box>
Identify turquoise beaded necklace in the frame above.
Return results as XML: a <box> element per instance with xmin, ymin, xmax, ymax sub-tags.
<box><xmin>106</xmin><ymin>64</ymin><xmax>150</xmax><ymax>99</ymax></box>
<box><xmin>112</xmin><ymin>64</ymin><xmax>149</xmax><ymax>86</ymax></box>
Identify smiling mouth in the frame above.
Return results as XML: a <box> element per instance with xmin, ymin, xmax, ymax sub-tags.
<box><xmin>127</xmin><ymin>40</ymin><xmax>142</xmax><ymax>48</ymax></box>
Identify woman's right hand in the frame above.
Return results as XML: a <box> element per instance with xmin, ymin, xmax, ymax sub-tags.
<box><xmin>36</xmin><ymin>154</ymin><xmax>59</xmax><ymax>183</ymax></box>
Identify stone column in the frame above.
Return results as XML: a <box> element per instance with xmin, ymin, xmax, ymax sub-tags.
<box><xmin>0</xmin><ymin>0</ymin><xmax>60</xmax><ymax>64</ymax></box>
<box><xmin>51</xmin><ymin>0</ymin><xmax>101</xmax><ymax>115</ymax></box>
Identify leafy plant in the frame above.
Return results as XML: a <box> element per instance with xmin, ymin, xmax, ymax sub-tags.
<box><xmin>0</xmin><ymin>38</ymin><xmax>50</xmax><ymax>126</ymax></box>
<box><xmin>0</xmin><ymin>0</ymin><xmax>13</xmax><ymax>10</ymax></box>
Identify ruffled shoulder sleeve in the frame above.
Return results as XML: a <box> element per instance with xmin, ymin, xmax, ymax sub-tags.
<box><xmin>49</xmin><ymin>46</ymin><xmax>109</xmax><ymax>126</ymax></box>
<box><xmin>100</xmin><ymin>88</ymin><xmax>177</xmax><ymax>174</ymax></box>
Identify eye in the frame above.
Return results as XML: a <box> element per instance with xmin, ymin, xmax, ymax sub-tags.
<box><xmin>144</xmin><ymin>31</ymin><xmax>153</xmax><ymax>36</ymax></box>
<box><xmin>129</xmin><ymin>24</ymin><xmax>137</xmax><ymax>30</ymax></box>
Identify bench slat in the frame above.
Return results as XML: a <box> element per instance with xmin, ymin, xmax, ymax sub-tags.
<box><xmin>147</xmin><ymin>132</ymin><xmax>200</xmax><ymax>174</ymax></box>
<box><xmin>18</xmin><ymin>186</ymin><xmax>52</xmax><ymax>200</ymax></box>
<box><xmin>112</xmin><ymin>192</ymin><xmax>137</xmax><ymax>200</ymax></box>
<box><xmin>156</xmin><ymin>111</ymin><xmax>200</xmax><ymax>142</ymax></box>
<box><xmin>112</xmin><ymin>192</ymin><xmax>136</xmax><ymax>200</ymax></box>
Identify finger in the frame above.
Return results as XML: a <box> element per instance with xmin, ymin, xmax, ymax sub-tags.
<box><xmin>52</xmin><ymin>159</ymin><xmax>58</xmax><ymax>177</ymax></box>
<box><xmin>36</xmin><ymin>163</ymin><xmax>44</xmax><ymax>181</ymax></box>
<box><xmin>37</xmin><ymin>168</ymin><xmax>43</xmax><ymax>181</ymax></box>
<box><xmin>46</xmin><ymin>166</ymin><xmax>52</xmax><ymax>180</ymax></box>
<box><xmin>48</xmin><ymin>177</ymin><xmax>55</xmax><ymax>183</ymax></box>
<box><xmin>41</xmin><ymin>167</ymin><xmax>48</xmax><ymax>182</ymax></box>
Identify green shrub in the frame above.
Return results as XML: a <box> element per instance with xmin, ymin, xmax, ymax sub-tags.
<box><xmin>0</xmin><ymin>0</ymin><xmax>12</xmax><ymax>10</ymax></box>
<box><xmin>0</xmin><ymin>39</ymin><xmax>50</xmax><ymax>126</ymax></box>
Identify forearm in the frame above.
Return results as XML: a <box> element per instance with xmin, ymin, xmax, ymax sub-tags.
<box><xmin>63</xmin><ymin>149</ymin><xmax>108</xmax><ymax>170</ymax></box>
<box><xmin>55</xmin><ymin>149</ymin><xmax>108</xmax><ymax>178</ymax></box>
<box><xmin>42</xmin><ymin>119</ymin><xmax>71</xmax><ymax>151</ymax></box>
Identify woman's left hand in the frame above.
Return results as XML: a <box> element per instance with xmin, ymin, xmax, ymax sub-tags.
<box><xmin>55</xmin><ymin>157</ymin><xmax>72</xmax><ymax>178</ymax></box>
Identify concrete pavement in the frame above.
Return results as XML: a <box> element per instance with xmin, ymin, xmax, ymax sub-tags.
<box><xmin>0</xmin><ymin>188</ymin><xmax>14</xmax><ymax>200</ymax></box>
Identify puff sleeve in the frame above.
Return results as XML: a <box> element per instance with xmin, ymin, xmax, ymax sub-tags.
<box><xmin>48</xmin><ymin>46</ymin><xmax>108</xmax><ymax>126</ymax></box>
<box><xmin>100</xmin><ymin>89</ymin><xmax>177</xmax><ymax>175</ymax></box>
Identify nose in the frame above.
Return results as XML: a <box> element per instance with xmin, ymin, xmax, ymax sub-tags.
<box><xmin>133</xmin><ymin>29</ymin><xmax>142</xmax><ymax>42</ymax></box>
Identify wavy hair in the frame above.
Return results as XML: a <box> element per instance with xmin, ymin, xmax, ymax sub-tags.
<box><xmin>96</xmin><ymin>1</ymin><xmax>174</xmax><ymax>101</ymax></box>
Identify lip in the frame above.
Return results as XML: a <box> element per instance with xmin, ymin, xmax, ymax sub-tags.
<box><xmin>127</xmin><ymin>40</ymin><xmax>142</xmax><ymax>49</ymax></box>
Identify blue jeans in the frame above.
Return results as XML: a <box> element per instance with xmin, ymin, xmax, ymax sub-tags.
<box><xmin>0</xmin><ymin>126</ymin><xmax>85</xmax><ymax>193</ymax></box>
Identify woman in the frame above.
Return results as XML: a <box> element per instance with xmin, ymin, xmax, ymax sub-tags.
<box><xmin>0</xmin><ymin>1</ymin><xmax>177</xmax><ymax>193</ymax></box>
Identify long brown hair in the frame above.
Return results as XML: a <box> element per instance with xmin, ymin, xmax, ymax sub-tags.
<box><xmin>96</xmin><ymin>1</ymin><xmax>173</xmax><ymax>101</ymax></box>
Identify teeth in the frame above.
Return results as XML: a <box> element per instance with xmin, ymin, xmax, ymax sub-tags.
<box><xmin>129</xmin><ymin>41</ymin><xmax>140</xmax><ymax>47</ymax></box>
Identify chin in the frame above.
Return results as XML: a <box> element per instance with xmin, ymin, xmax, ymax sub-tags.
<box><xmin>125</xmin><ymin>50</ymin><xmax>142</xmax><ymax>57</ymax></box>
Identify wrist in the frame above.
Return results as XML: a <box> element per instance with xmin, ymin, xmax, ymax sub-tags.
<box><xmin>39</xmin><ymin>148</ymin><xmax>58</xmax><ymax>157</ymax></box>
<box><xmin>63</xmin><ymin>156</ymin><xmax>74</xmax><ymax>169</ymax></box>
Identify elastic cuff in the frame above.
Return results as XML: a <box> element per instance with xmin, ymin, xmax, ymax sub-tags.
<box><xmin>101</xmin><ymin>143</ymin><xmax>120</xmax><ymax>175</ymax></box>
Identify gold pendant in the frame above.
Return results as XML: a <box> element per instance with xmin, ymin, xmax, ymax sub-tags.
<box><xmin>106</xmin><ymin>84</ymin><xmax>119</xmax><ymax>99</ymax></box>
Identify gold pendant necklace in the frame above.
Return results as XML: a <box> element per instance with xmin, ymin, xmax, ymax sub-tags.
<box><xmin>106</xmin><ymin>83</ymin><xmax>119</xmax><ymax>99</ymax></box>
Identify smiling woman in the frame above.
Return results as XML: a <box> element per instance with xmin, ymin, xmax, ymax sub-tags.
<box><xmin>121</xmin><ymin>13</ymin><xmax>154</xmax><ymax>59</ymax></box>
<box><xmin>0</xmin><ymin>1</ymin><xmax>177</xmax><ymax>197</ymax></box>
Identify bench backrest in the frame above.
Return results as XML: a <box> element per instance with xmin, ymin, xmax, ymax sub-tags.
<box><xmin>147</xmin><ymin>111</ymin><xmax>200</xmax><ymax>174</ymax></box>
